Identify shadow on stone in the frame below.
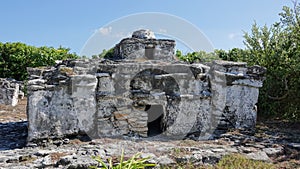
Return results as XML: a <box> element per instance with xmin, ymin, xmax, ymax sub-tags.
<box><xmin>0</xmin><ymin>121</ymin><xmax>27</xmax><ymax>150</ymax></box>
<box><xmin>147</xmin><ymin>104</ymin><xmax>164</xmax><ymax>137</ymax></box>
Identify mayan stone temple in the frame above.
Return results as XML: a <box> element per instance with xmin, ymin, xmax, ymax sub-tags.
<box><xmin>26</xmin><ymin>29</ymin><xmax>266</xmax><ymax>142</ymax></box>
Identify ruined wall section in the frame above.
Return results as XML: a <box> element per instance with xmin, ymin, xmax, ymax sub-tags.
<box><xmin>26</xmin><ymin>60</ymin><xmax>98</xmax><ymax>141</ymax></box>
<box><xmin>210</xmin><ymin>60</ymin><xmax>266</xmax><ymax>132</ymax></box>
<box><xmin>26</xmin><ymin>59</ymin><xmax>265</xmax><ymax>142</ymax></box>
<box><xmin>26</xmin><ymin>60</ymin><xmax>212</xmax><ymax>141</ymax></box>
<box><xmin>23</xmin><ymin>29</ymin><xmax>265</xmax><ymax>142</ymax></box>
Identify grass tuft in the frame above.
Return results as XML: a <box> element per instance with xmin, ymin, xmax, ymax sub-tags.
<box><xmin>90</xmin><ymin>149</ymin><xmax>156</xmax><ymax>169</ymax></box>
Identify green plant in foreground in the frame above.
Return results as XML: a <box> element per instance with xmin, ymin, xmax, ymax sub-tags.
<box><xmin>90</xmin><ymin>149</ymin><xmax>156</xmax><ymax>169</ymax></box>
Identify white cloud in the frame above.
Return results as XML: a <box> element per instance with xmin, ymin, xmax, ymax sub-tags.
<box><xmin>228</xmin><ymin>32</ymin><xmax>242</xmax><ymax>40</ymax></box>
<box><xmin>113</xmin><ymin>31</ymin><xmax>131</xmax><ymax>38</ymax></box>
<box><xmin>98</xmin><ymin>26</ymin><xmax>112</xmax><ymax>35</ymax></box>
<box><xmin>159</xmin><ymin>28</ymin><xmax>167</xmax><ymax>33</ymax></box>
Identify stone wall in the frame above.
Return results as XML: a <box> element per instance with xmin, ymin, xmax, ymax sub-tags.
<box><xmin>26</xmin><ymin>59</ymin><xmax>265</xmax><ymax>142</ymax></box>
<box><xmin>0</xmin><ymin>78</ymin><xmax>23</xmax><ymax>106</ymax></box>
<box><xmin>26</xmin><ymin>30</ymin><xmax>265</xmax><ymax>142</ymax></box>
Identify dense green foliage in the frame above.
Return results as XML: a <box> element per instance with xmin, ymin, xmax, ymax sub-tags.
<box><xmin>177</xmin><ymin>3</ymin><xmax>300</xmax><ymax>121</ymax></box>
<box><xmin>0</xmin><ymin>42</ymin><xmax>79</xmax><ymax>81</ymax></box>
<box><xmin>176</xmin><ymin>50</ymin><xmax>219</xmax><ymax>63</ymax></box>
<box><xmin>241</xmin><ymin>4</ymin><xmax>300</xmax><ymax>121</ymax></box>
<box><xmin>92</xmin><ymin>48</ymin><xmax>114</xmax><ymax>59</ymax></box>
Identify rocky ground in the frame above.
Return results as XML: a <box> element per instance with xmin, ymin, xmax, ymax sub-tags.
<box><xmin>0</xmin><ymin>98</ymin><xmax>299</xmax><ymax>168</ymax></box>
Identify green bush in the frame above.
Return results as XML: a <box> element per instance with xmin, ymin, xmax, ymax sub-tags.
<box><xmin>92</xmin><ymin>48</ymin><xmax>114</xmax><ymax>59</ymax></box>
<box><xmin>176</xmin><ymin>50</ymin><xmax>219</xmax><ymax>63</ymax></box>
<box><xmin>236</xmin><ymin>3</ymin><xmax>300</xmax><ymax>121</ymax></box>
<box><xmin>0</xmin><ymin>42</ymin><xmax>79</xmax><ymax>81</ymax></box>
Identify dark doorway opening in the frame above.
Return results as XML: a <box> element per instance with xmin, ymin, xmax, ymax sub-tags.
<box><xmin>146</xmin><ymin>104</ymin><xmax>164</xmax><ymax>137</ymax></box>
<box><xmin>145</xmin><ymin>46</ymin><xmax>155</xmax><ymax>59</ymax></box>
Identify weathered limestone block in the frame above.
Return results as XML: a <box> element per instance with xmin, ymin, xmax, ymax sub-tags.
<box><xmin>97</xmin><ymin>99</ymin><xmax>116</xmax><ymax>119</ymax></box>
<box><xmin>127</xmin><ymin>108</ymin><xmax>148</xmax><ymax>137</ymax></box>
<box><xmin>27</xmin><ymin>87</ymin><xmax>78</xmax><ymax>141</ymax></box>
<box><xmin>71</xmin><ymin>75</ymin><xmax>97</xmax><ymax>135</ymax></box>
<box><xmin>225</xmin><ymin>85</ymin><xmax>259</xmax><ymax>128</ymax></box>
<box><xmin>165</xmin><ymin>97</ymin><xmax>210</xmax><ymax>138</ymax></box>
<box><xmin>0</xmin><ymin>78</ymin><xmax>22</xmax><ymax>106</ymax></box>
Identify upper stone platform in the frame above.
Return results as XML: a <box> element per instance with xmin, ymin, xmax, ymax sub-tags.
<box><xmin>113</xmin><ymin>29</ymin><xmax>176</xmax><ymax>61</ymax></box>
<box><xmin>132</xmin><ymin>29</ymin><xmax>156</xmax><ymax>39</ymax></box>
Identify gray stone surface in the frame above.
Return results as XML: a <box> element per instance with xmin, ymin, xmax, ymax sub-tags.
<box><xmin>263</xmin><ymin>147</ymin><xmax>283</xmax><ymax>156</ymax></box>
<box><xmin>246</xmin><ymin>151</ymin><xmax>271</xmax><ymax>162</ymax></box>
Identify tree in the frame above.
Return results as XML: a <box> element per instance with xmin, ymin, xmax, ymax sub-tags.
<box><xmin>242</xmin><ymin>1</ymin><xmax>300</xmax><ymax>120</ymax></box>
<box><xmin>0</xmin><ymin>42</ymin><xmax>79</xmax><ymax>81</ymax></box>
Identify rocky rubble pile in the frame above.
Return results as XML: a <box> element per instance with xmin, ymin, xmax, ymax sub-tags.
<box><xmin>0</xmin><ymin>122</ymin><xmax>299</xmax><ymax>168</ymax></box>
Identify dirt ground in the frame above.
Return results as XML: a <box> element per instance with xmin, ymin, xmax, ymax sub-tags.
<box><xmin>0</xmin><ymin>98</ymin><xmax>27</xmax><ymax>123</ymax></box>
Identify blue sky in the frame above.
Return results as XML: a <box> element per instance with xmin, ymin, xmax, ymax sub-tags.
<box><xmin>0</xmin><ymin>0</ymin><xmax>293</xmax><ymax>56</ymax></box>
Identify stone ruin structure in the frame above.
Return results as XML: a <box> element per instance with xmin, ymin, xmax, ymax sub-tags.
<box><xmin>0</xmin><ymin>78</ymin><xmax>24</xmax><ymax>106</ymax></box>
<box><xmin>26</xmin><ymin>30</ymin><xmax>266</xmax><ymax>142</ymax></box>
